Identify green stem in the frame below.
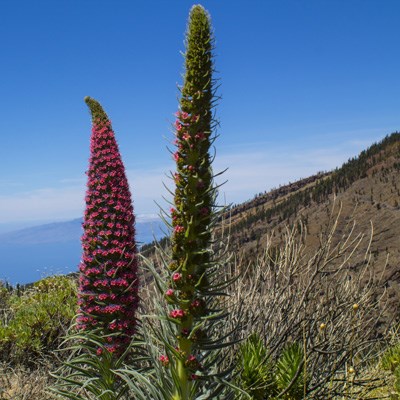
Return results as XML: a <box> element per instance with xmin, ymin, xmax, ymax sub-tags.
<box><xmin>173</xmin><ymin>322</ymin><xmax>193</xmax><ymax>399</ymax></box>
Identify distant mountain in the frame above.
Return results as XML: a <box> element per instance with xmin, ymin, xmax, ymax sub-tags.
<box><xmin>0</xmin><ymin>216</ymin><xmax>163</xmax><ymax>245</ymax></box>
<box><xmin>0</xmin><ymin>219</ymin><xmax>83</xmax><ymax>245</ymax></box>
<box><xmin>0</xmin><ymin>215</ymin><xmax>163</xmax><ymax>285</ymax></box>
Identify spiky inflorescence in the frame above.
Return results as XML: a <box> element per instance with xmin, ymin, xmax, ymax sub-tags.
<box><xmin>77</xmin><ymin>97</ymin><xmax>138</xmax><ymax>355</ymax></box>
<box><xmin>163</xmin><ymin>5</ymin><xmax>224</xmax><ymax>398</ymax></box>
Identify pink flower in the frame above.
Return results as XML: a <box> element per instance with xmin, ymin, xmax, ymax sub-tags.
<box><xmin>181</xmin><ymin>111</ymin><xmax>189</xmax><ymax>120</ymax></box>
<box><xmin>174</xmin><ymin>120</ymin><xmax>183</xmax><ymax>131</ymax></box>
<box><xmin>169</xmin><ymin>309</ymin><xmax>185</xmax><ymax>319</ymax></box>
<box><xmin>174</xmin><ymin>225</ymin><xmax>185</xmax><ymax>233</ymax></box>
<box><xmin>166</xmin><ymin>288</ymin><xmax>174</xmax><ymax>296</ymax></box>
<box><xmin>191</xmin><ymin>299</ymin><xmax>201</xmax><ymax>308</ymax></box>
<box><xmin>172</xmin><ymin>272</ymin><xmax>182</xmax><ymax>282</ymax></box>
<box><xmin>159</xmin><ymin>355</ymin><xmax>169</xmax><ymax>367</ymax></box>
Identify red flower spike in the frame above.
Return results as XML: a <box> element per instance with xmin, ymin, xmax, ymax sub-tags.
<box><xmin>77</xmin><ymin>97</ymin><xmax>138</xmax><ymax>356</ymax></box>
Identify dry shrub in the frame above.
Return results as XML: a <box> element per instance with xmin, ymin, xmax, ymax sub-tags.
<box><xmin>0</xmin><ymin>362</ymin><xmax>56</xmax><ymax>400</ymax></box>
<box><xmin>225</xmin><ymin>204</ymin><xmax>391</xmax><ymax>398</ymax></box>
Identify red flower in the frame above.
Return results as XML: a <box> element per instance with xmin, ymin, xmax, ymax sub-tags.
<box><xmin>169</xmin><ymin>309</ymin><xmax>186</xmax><ymax>319</ymax></box>
<box><xmin>172</xmin><ymin>272</ymin><xmax>182</xmax><ymax>282</ymax></box>
<box><xmin>159</xmin><ymin>354</ymin><xmax>170</xmax><ymax>367</ymax></box>
<box><xmin>173</xmin><ymin>152</ymin><xmax>181</xmax><ymax>161</ymax></box>
<box><xmin>174</xmin><ymin>225</ymin><xmax>185</xmax><ymax>233</ymax></box>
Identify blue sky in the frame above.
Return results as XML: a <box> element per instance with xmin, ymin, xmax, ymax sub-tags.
<box><xmin>1</xmin><ymin>0</ymin><xmax>399</xmax><ymax>231</ymax></box>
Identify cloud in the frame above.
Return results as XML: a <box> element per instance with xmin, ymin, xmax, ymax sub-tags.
<box><xmin>0</xmin><ymin>185</ymin><xmax>85</xmax><ymax>224</ymax></box>
<box><xmin>213</xmin><ymin>139</ymin><xmax>372</xmax><ymax>205</ymax></box>
<box><xmin>0</xmin><ymin>136</ymin><xmax>379</xmax><ymax>225</ymax></box>
<box><xmin>0</xmin><ymin>167</ymin><xmax>172</xmax><ymax>225</ymax></box>
<box><xmin>126</xmin><ymin>166</ymin><xmax>174</xmax><ymax>214</ymax></box>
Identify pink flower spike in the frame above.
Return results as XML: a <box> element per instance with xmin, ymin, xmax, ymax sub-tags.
<box><xmin>78</xmin><ymin>97</ymin><xmax>139</xmax><ymax>356</ymax></box>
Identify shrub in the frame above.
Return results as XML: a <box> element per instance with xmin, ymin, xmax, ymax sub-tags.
<box><xmin>226</xmin><ymin>205</ymin><xmax>389</xmax><ymax>398</ymax></box>
<box><xmin>381</xmin><ymin>339</ymin><xmax>400</xmax><ymax>394</ymax></box>
<box><xmin>236</xmin><ymin>333</ymin><xmax>272</xmax><ymax>400</ymax></box>
<box><xmin>236</xmin><ymin>336</ymin><xmax>305</xmax><ymax>400</ymax></box>
<box><xmin>0</xmin><ymin>276</ymin><xmax>76</xmax><ymax>363</ymax></box>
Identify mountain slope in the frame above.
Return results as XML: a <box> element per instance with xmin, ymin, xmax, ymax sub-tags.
<box><xmin>226</xmin><ymin>133</ymin><xmax>400</xmax><ymax>260</ymax></box>
<box><xmin>223</xmin><ymin>133</ymin><xmax>400</xmax><ymax>317</ymax></box>
<box><xmin>143</xmin><ymin>133</ymin><xmax>400</xmax><ymax>316</ymax></box>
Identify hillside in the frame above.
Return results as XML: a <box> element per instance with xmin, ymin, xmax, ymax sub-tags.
<box><xmin>227</xmin><ymin>134</ymin><xmax>399</xmax><ymax>251</ymax></box>
<box><xmin>143</xmin><ymin>133</ymin><xmax>400</xmax><ymax>316</ymax></box>
<box><xmin>223</xmin><ymin>133</ymin><xmax>400</xmax><ymax>315</ymax></box>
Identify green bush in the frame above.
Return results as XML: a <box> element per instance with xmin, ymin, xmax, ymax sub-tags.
<box><xmin>381</xmin><ymin>342</ymin><xmax>400</xmax><ymax>394</ymax></box>
<box><xmin>381</xmin><ymin>343</ymin><xmax>400</xmax><ymax>372</ymax></box>
<box><xmin>394</xmin><ymin>368</ymin><xmax>400</xmax><ymax>394</ymax></box>
<box><xmin>0</xmin><ymin>275</ymin><xmax>77</xmax><ymax>363</ymax></box>
<box><xmin>274</xmin><ymin>342</ymin><xmax>305</xmax><ymax>400</ymax></box>
<box><xmin>236</xmin><ymin>333</ymin><xmax>273</xmax><ymax>399</ymax></box>
<box><xmin>236</xmin><ymin>335</ymin><xmax>305</xmax><ymax>400</ymax></box>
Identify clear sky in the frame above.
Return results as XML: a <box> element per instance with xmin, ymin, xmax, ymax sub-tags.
<box><xmin>1</xmin><ymin>0</ymin><xmax>399</xmax><ymax>231</ymax></box>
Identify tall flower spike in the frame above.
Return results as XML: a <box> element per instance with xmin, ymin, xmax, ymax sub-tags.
<box><xmin>164</xmin><ymin>5</ymin><xmax>230</xmax><ymax>399</ymax></box>
<box><xmin>77</xmin><ymin>96</ymin><xmax>138</xmax><ymax>355</ymax></box>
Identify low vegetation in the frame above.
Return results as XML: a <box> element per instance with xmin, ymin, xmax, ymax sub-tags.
<box><xmin>0</xmin><ymin>276</ymin><xmax>76</xmax><ymax>364</ymax></box>
<box><xmin>0</xmin><ymin>213</ymin><xmax>398</xmax><ymax>398</ymax></box>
